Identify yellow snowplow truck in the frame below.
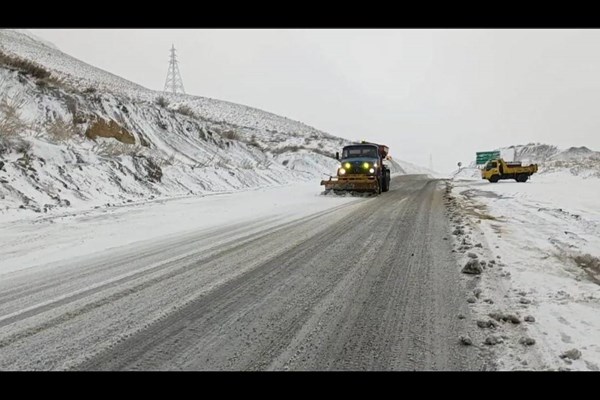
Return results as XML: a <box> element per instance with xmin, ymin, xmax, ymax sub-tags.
<box><xmin>321</xmin><ymin>142</ymin><xmax>391</xmax><ymax>194</ymax></box>
<box><xmin>482</xmin><ymin>158</ymin><xmax>538</xmax><ymax>183</ymax></box>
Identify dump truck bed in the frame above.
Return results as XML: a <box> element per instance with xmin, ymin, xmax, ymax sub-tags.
<box><xmin>504</xmin><ymin>164</ymin><xmax>538</xmax><ymax>174</ymax></box>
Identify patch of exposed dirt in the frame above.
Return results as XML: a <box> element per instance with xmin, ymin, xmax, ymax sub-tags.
<box><xmin>85</xmin><ymin>118</ymin><xmax>135</xmax><ymax>145</ymax></box>
<box><xmin>463</xmin><ymin>203</ymin><xmax>498</xmax><ymax>221</ymax></box>
<box><xmin>460</xmin><ymin>188</ymin><xmax>505</xmax><ymax>200</ymax></box>
<box><xmin>573</xmin><ymin>254</ymin><xmax>600</xmax><ymax>285</ymax></box>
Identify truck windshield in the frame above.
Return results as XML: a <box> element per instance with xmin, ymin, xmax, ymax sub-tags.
<box><xmin>485</xmin><ymin>162</ymin><xmax>497</xmax><ymax>170</ymax></box>
<box><xmin>342</xmin><ymin>146</ymin><xmax>377</xmax><ymax>159</ymax></box>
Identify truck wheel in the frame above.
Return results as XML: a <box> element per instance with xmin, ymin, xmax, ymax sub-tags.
<box><xmin>489</xmin><ymin>175</ymin><xmax>499</xmax><ymax>183</ymax></box>
<box><xmin>386</xmin><ymin>170</ymin><xmax>391</xmax><ymax>191</ymax></box>
<box><xmin>517</xmin><ymin>174</ymin><xmax>528</xmax><ymax>182</ymax></box>
<box><xmin>382</xmin><ymin>171</ymin><xmax>390</xmax><ymax>192</ymax></box>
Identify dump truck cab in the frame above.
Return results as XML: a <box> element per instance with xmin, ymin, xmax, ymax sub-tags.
<box><xmin>321</xmin><ymin>142</ymin><xmax>391</xmax><ymax>194</ymax></box>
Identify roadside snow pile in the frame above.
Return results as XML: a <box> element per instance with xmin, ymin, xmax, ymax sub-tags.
<box><xmin>452</xmin><ymin>166</ymin><xmax>482</xmax><ymax>180</ymax></box>
<box><xmin>447</xmin><ymin>173</ymin><xmax>600</xmax><ymax>371</ymax></box>
<box><xmin>273</xmin><ymin>151</ymin><xmax>341</xmax><ymax>179</ymax></box>
<box><xmin>0</xmin><ymin>181</ymin><xmax>362</xmax><ymax>276</ymax></box>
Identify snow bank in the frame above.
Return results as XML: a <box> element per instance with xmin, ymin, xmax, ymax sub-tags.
<box><xmin>0</xmin><ymin>181</ymin><xmax>363</xmax><ymax>276</ymax></box>
<box><xmin>450</xmin><ymin>173</ymin><xmax>600</xmax><ymax>371</ymax></box>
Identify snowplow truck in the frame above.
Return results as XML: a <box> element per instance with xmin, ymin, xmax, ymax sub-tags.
<box><xmin>321</xmin><ymin>142</ymin><xmax>391</xmax><ymax>194</ymax></box>
<box><xmin>482</xmin><ymin>158</ymin><xmax>538</xmax><ymax>183</ymax></box>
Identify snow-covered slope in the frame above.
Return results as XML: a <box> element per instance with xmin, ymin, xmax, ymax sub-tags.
<box><xmin>0</xmin><ymin>30</ymin><xmax>424</xmax><ymax>219</ymax></box>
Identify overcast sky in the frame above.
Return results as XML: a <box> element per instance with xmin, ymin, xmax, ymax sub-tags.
<box><xmin>29</xmin><ymin>29</ymin><xmax>600</xmax><ymax>173</ymax></box>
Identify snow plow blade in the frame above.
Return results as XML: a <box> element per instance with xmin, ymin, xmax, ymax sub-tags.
<box><xmin>320</xmin><ymin>175</ymin><xmax>379</xmax><ymax>192</ymax></box>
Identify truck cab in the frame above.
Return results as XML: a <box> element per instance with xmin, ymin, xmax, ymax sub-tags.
<box><xmin>482</xmin><ymin>159</ymin><xmax>500</xmax><ymax>178</ymax></box>
<box><xmin>321</xmin><ymin>142</ymin><xmax>391</xmax><ymax>194</ymax></box>
<box><xmin>337</xmin><ymin>144</ymin><xmax>381</xmax><ymax>176</ymax></box>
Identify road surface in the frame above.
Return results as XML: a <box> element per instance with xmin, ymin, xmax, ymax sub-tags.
<box><xmin>0</xmin><ymin>175</ymin><xmax>490</xmax><ymax>370</ymax></box>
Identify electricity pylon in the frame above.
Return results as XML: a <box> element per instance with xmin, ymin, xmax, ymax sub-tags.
<box><xmin>163</xmin><ymin>44</ymin><xmax>185</xmax><ymax>94</ymax></box>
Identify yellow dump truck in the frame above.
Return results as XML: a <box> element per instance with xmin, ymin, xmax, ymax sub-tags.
<box><xmin>482</xmin><ymin>158</ymin><xmax>538</xmax><ymax>183</ymax></box>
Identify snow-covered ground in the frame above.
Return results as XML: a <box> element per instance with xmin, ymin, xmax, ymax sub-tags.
<box><xmin>448</xmin><ymin>172</ymin><xmax>600</xmax><ymax>371</ymax></box>
<box><xmin>0</xmin><ymin>181</ymin><xmax>363</xmax><ymax>277</ymax></box>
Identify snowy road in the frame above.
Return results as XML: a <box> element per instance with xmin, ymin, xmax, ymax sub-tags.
<box><xmin>0</xmin><ymin>175</ymin><xmax>487</xmax><ymax>370</ymax></box>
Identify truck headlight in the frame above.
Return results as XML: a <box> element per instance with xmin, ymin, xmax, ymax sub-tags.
<box><xmin>344</xmin><ymin>162</ymin><xmax>351</xmax><ymax>169</ymax></box>
<box><xmin>363</xmin><ymin>162</ymin><xmax>370</xmax><ymax>169</ymax></box>
<box><xmin>339</xmin><ymin>168</ymin><xmax>346</xmax><ymax>175</ymax></box>
<box><xmin>369</xmin><ymin>168</ymin><xmax>375</xmax><ymax>173</ymax></box>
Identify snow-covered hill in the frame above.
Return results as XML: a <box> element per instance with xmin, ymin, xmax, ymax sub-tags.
<box><xmin>0</xmin><ymin>29</ymin><xmax>415</xmax><ymax>219</ymax></box>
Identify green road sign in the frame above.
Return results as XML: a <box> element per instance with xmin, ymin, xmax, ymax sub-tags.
<box><xmin>476</xmin><ymin>151</ymin><xmax>500</xmax><ymax>165</ymax></box>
